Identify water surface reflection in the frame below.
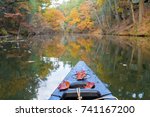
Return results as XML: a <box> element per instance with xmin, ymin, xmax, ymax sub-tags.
<box><xmin>0</xmin><ymin>35</ymin><xmax>150</xmax><ymax>99</ymax></box>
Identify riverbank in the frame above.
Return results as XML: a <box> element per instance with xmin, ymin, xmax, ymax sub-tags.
<box><xmin>109</xmin><ymin>5</ymin><xmax>150</xmax><ymax>37</ymax></box>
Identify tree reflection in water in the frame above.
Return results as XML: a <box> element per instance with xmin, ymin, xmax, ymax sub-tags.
<box><xmin>0</xmin><ymin>35</ymin><xmax>150</xmax><ymax>99</ymax></box>
<box><xmin>59</xmin><ymin>35</ymin><xmax>150</xmax><ymax>100</ymax></box>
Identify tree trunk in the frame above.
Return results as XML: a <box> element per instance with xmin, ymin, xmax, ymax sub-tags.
<box><xmin>130</xmin><ymin>0</ymin><xmax>136</xmax><ymax>24</ymax></box>
<box><xmin>139</xmin><ymin>0</ymin><xmax>144</xmax><ymax>24</ymax></box>
<box><xmin>107</xmin><ymin>0</ymin><xmax>114</xmax><ymax>27</ymax></box>
<box><xmin>114</xmin><ymin>0</ymin><xmax>120</xmax><ymax>23</ymax></box>
<box><xmin>88</xmin><ymin>0</ymin><xmax>105</xmax><ymax>32</ymax></box>
<box><xmin>107</xmin><ymin>0</ymin><xmax>114</xmax><ymax>13</ymax></box>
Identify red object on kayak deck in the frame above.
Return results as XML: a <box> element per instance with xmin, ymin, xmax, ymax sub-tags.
<box><xmin>76</xmin><ymin>70</ymin><xmax>86</xmax><ymax>80</ymax></box>
<box><xmin>58</xmin><ymin>81</ymin><xmax>70</xmax><ymax>91</ymax></box>
<box><xmin>84</xmin><ymin>82</ymin><xmax>95</xmax><ymax>89</ymax></box>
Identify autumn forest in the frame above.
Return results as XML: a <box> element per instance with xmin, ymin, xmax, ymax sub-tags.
<box><xmin>0</xmin><ymin>0</ymin><xmax>150</xmax><ymax>36</ymax></box>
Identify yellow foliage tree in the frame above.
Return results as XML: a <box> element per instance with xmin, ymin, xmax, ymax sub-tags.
<box><xmin>77</xmin><ymin>17</ymin><xmax>93</xmax><ymax>31</ymax></box>
<box><xmin>65</xmin><ymin>1</ymin><xmax>94</xmax><ymax>32</ymax></box>
<box><xmin>96</xmin><ymin>0</ymin><xmax>105</xmax><ymax>7</ymax></box>
<box><xmin>66</xmin><ymin>8</ymin><xmax>80</xmax><ymax>26</ymax></box>
<box><xmin>43</xmin><ymin>8</ymin><xmax>65</xmax><ymax>31</ymax></box>
<box><xmin>77</xmin><ymin>2</ymin><xmax>94</xmax><ymax>32</ymax></box>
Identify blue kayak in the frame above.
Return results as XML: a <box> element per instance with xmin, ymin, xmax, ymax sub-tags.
<box><xmin>49</xmin><ymin>61</ymin><xmax>117</xmax><ymax>100</ymax></box>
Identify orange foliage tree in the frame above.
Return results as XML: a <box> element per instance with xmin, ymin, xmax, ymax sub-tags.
<box><xmin>65</xmin><ymin>8</ymin><xmax>80</xmax><ymax>32</ymax></box>
<box><xmin>77</xmin><ymin>2</ymin><xmax>94</xmax><ymax>32</ymax></box>
<box><xmin>43</xmin><ymin>8</ymin><xmax>65</xmax><ymax>31</ymax></box>
<box><xmin>65</xmin><ymin>1</ymin><xmax>94</xmax><ymax>33</ymax></box>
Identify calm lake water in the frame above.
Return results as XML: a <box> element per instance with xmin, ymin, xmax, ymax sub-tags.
<box><xmin>0</xmin><ymin>34</ymin><xmax>150</xmax><ymax>100</ymax></box>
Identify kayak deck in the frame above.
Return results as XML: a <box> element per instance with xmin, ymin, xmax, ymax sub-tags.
<box><xmin>49</xmin><ymin>61</ymin><xmax>116</xmax><ymax>100</ymax></box>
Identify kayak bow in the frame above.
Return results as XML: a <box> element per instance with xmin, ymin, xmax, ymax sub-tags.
<box><xmin>49</xmin><ymin>61</ymin><xmax>117</xmax><ymax>100</ymax></box>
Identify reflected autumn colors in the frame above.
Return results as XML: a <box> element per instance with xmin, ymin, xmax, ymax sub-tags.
<box><xmin>0</xmin><ymin>35</ymin><xmax>150</xmax><ymax>99</ymax></box>
<box><xmin>38</xmin><ymin>34</ymin><xmax>150</xmax><ymax>100</ymax></box>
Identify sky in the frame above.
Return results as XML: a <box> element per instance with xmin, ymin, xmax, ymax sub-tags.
<box><xmin>51</xmin><ymin>0</ymin><xmax>70</xmax><ymax>7</ymax></box>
